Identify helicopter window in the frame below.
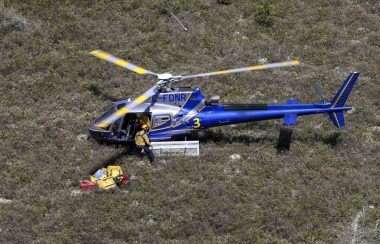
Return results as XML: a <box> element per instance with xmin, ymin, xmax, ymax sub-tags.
<box><xmin>95</xmin><ymin>106</ymin><xmax>114</xmax><ymax>124</ymax></box>
<box><xmin>116</xmin><ymin>103</ymin><xmax>126</xmax><ymax>110</ymax></box>
<box><xmin>153</xmin><ymin>115</ymin><xmax>171</xmax><ymax>128</ymax></box>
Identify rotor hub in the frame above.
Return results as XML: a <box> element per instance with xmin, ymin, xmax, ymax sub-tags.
<box><xmin>157</xmin><ymin>73</ymin><xmax>173</xmax><ymax>80</ymax></box>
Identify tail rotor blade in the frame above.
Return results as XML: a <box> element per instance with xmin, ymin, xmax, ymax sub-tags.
<box><xmin>89</xmin><ymin>50</ymin><xmax>157</xmax><ymax>77</ymax></box>
<box><xmin>313</xmin><ymin>83</ymin><xmax>325</xmax><ymax>101</ymax></box>
<box><xmin>95</xmin><ymin>85</ymin><xmax>159</xmax><ymax>128</ymax></box>
<box><xmin>179</xmin><ymin>60</ymin><xmax>300</xmax><ymax>80</ymax></box>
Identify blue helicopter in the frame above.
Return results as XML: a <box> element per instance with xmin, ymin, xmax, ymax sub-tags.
<box><xmin>88</xmin><ymin>50</ymin><xmax>359</xmax><ymax>144</ymax></box>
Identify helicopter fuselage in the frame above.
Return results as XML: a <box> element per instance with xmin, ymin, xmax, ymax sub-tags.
<box><xmin>88</xmin><ymin>85</ymin><xmax>352</xmax><ymax>145</ymax></box>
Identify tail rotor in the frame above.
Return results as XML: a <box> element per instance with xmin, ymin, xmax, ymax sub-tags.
<box><xmin>313</xmin><ymin>83</ymin><xmax>326</xmax><ymax>102</ymax></box>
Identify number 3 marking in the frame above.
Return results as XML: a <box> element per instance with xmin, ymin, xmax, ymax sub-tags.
<box><xmin>193</xmin><ymin>118</ymin><xmax>201</xmax><ymax>128</ymax></box>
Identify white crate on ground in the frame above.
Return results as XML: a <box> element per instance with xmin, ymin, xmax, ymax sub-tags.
<box><xmin>151</xmin><ymin>141</ymin><xmax>199</xmax><ymax>156</ymax></box>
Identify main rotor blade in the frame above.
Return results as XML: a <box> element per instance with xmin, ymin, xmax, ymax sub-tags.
<box><xmin>180</xmin><ymin>60</ymin><xmax>300</xmax><ymax>80</ymax></box>
<box><xmin>89</xmin><ymin>50</ymin><xmax>157</xmax><ymax>76</ymax></box>
<box><xmin>95</xmin><ymin>85</ymin><xmax>159</xmax><ymax>128</ymax></box>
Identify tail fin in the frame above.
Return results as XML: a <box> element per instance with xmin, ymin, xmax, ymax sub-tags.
<box><xmin>331</xmin><ymin>72</ymin><xmax>360</xmax><ymax>107</ymax></box>
<box><xmin>329</xmin><ymin>111</ymin><xmax>346</xmax><ymax>128</ymax></box>
<box><xmin>328</xmin><ymin>72</ymin><xmax>360</xmax><ymax>128</ymax></box>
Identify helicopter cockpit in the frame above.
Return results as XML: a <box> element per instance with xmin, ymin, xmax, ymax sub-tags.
<box><xmin>90</xmin><ymin>101</ymin><xmax>152</xmax><ymax>142</ymax></box>
<box><xmin>111</xmin><ymin>112</ymin><xmax>151</xmax><ymax>141</ymax></box>
<box><xmin>94</xmin><ymin>105</ymin><xmax>114</xmax><ymax>127</ymax></box>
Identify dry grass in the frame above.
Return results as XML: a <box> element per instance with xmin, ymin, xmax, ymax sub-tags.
<box><xmin>0</xmin><ymin>0</ymin><xmax>379</xmax><ymax>242</ymax></box>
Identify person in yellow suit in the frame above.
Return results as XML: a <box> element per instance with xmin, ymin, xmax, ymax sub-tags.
<box><xmin>136</xmin><ymin>114</ymin><xmax>150</xmax><ymax>128</ymax></box>
<box><xmin>134</xmin><ymin>124</ymin><xmax>154</xmax><ymax>163</ymax></box>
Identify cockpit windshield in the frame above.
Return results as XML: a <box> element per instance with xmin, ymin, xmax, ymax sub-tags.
<box><xmin>116</xmin><ymin>103</ymin><xmax>126</xmax><ymax>110</ymax></box>
<box><xmin>95</xmin><ymin>105</ymin><xmax>114</xmax><ymax>124</ymax></box>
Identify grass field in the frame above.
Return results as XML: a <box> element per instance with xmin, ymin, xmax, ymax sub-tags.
<box><xmin>1</xmin><ymin>0</ymin><xmax>379</xmax><ymax>242</ymax></box>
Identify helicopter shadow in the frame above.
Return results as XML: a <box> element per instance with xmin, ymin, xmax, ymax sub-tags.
<box><xmin>87</xmin><ymin>83</ymin><xmax>120</xmax><ymax>102</ymax></box>
<box><xmin>87</xmin><ymin>128</ymin><xmax>342</xmax><ymax>173</ymax></box>
<box><xmin>316</xmin><ymin>131</ymin><xmax>341</xmax><ymax>148</ymax></box>
<box><xmin>191</xmin><ymin>129</ymin><xmax>274</xmax><ymax>146</ymax></box>
<box><xmin>191</xmin><ymin>128</ymin><xmax>341</xmax><ymax>153</ymax></box>
<box><xmin>277</xmin><ymin>128</ymin><xmax>293</xmax><ymax>153</ymax></box>
<box><xmin>89</xmin><ymin>146</ymin><xmax>133</xmax><ymax>175</ymax></box>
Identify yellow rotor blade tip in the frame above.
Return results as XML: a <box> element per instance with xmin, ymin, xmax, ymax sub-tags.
<box><xmin>291</xmin><ymin>60</ymin><xmax>300</xmax><ymax>65</ymax></box>
<box><xmin>89</xmin><ymin>50</ymin><xmax>101</xmax><ymax>54</ymax></box>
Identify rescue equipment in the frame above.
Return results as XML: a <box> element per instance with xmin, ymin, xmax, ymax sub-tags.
<box><xmin>81</xmin><ymin>165</ymin><xmax>129</xmax><ymax>190</ymax></box>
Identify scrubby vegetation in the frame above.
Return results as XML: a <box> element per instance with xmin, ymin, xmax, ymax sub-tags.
<box><xmin>1</xmin><ymin>0</ymin><xmax>379</xmax><ymax>242</ymax></box>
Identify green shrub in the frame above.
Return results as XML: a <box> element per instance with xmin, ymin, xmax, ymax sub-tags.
<box><xmin>254</xmin><ymin>2</ymin><xmax>275</xmax><ymax>26</ymax></box>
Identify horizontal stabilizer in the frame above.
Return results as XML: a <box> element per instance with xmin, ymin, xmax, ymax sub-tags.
<box><xmin>284</xmin><ymin>113</ymin><xmax>297</xmax><ymax>126</ymax></box>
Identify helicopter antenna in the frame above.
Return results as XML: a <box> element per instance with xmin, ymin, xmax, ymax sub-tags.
<box><xmin>169</xmin><ymin>12</ymin><xmax>188</xmax><ymax>31</ymax></box>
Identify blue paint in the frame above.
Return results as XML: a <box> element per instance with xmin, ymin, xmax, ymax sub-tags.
<box><xmin>284</xmin><ymin>113</ymin><xmax>297</xmax><ymax>125</ymax></box>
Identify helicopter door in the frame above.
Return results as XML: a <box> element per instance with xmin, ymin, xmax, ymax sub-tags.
<box><xmin>111</xmin><ymin>118</ymin><xmax>123</xmax><ymax>139</ymax></box>
<box><xmin>151</xmin><ymin>114</ymin><xmax>172</xmax><ymax>140</ymax></box>
<box><xmin>119</xmin><ymin>114</ymin><xmax>135</xmax><ymax>140</ymax></box>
